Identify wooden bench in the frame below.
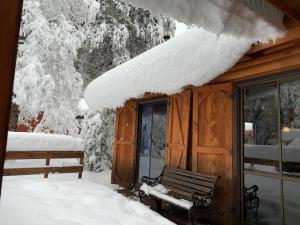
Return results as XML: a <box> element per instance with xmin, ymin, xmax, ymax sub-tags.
<box><xmin>4</xmin><ymin>151</ymin><xmax>84</xmax><ymax>178</ymax></box>
<box><xmin>139</xmin><ymin>166</ymin><xmax>218</xmax><ymax>225</ymax></box>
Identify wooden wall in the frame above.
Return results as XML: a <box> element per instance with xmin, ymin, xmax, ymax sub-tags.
<box><xmin>0</xmin><ymin>0</ymin><xmax>23</xmax><ymax>197</ymax></box>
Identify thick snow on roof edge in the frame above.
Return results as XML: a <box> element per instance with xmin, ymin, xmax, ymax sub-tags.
<box><xmin>85</xmin><ymin>28</ymin><xmax>251</xmax><ymax>109</ymax></box>
<box><xmin>121</xmin><ymin>0</ymin><xmax>285</xmax><ymax>43</ymax></box>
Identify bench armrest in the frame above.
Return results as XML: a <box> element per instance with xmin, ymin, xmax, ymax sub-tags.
<box><xmin>141</xmin><ymin>174</ymin><xmax>162</xmax><ymax>186</ymax></box>
<box><xmin>192</xmin><ymin>191</ymin><xmax>213</xmax><ymax>208</ymax></box>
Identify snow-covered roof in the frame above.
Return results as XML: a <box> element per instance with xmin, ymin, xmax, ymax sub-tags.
<box><xmin>85</xmin><ymin>28</ymin><xmax>251</xmax><ymax>109</ymax></box>
<box><xmin>121</xmin><ymin>0</ymin><xmax>284</xmax><ymax>43</ymax></box>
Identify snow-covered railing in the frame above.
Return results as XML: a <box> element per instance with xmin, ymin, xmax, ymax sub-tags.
<box><xmin>4</xmin><ymin>151</ymin><xmax>84</xmax><ymax>178</ymax></box>
<box><xmin>4</xmin><ymin>132</ymin><xmax>85</xmax><ymax>178</ymax></box>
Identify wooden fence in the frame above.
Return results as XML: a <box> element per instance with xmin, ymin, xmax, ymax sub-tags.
<box><xmin>4</xmin><ymin>151</ymin><xmax>84</xmax><ymax>178</ymax></box>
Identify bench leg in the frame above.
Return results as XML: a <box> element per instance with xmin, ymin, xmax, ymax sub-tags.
<box><xmin>139</xmin><ymin>190</ymin><xmax>146</xmax><ymax>203</ymax></box>
<box><xmin>189</xmin><ymin>206</ymin><xmax>212</xmax><ymax>225</ymax></box>
<box><xmin>150</xmin><ymin>198</ymin><xmax>162</xmax><ymax>212</ymax></box>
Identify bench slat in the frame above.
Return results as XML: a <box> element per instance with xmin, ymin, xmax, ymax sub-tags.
<box><xmin>162</xmin><ymin>176</ymin><xmax>212</xmax><ymax>194</ymax></box>
<box><xmin>163</xmin><ymin>172</ymin><xmax>215</xmax><ymax>188</ymax></box>
<box><xmin>164</xmin><ymin>167</ymin><xmax>217</xmax><ymax>182</ymax></box>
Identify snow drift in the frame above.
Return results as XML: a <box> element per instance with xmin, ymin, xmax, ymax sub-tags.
<box><xmin>121</xmin><ymin>0</ymin><xmax>285</xmax><ymax>42</ymax></box>
<box><xmin>85</xmin><ymin>28</ymin><xmax>251</xmax><ymax>109</ymax></box>
<box><xmin>6</xmin><ymin>132</ymin><xmax>84</xmax><ymax>151</ymax></box>
<box><xmin>0</xmin><ymin>172</ymin><xmax>175</xmax><ymax>225</ymax></box>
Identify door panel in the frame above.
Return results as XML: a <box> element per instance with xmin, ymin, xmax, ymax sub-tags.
<box><xmin>112</xmin><ymin>101</ymin><xmax>137</xmax><ymax>187</ymax></box>
<box><xmin>166</xmin><ymin>89</ymin><xmax>191</xmax><ymax>169</ymax></box>
<box><xmin>192</xmin><ymin>83</ymin><xmax>233</xmax><ymax>225</ymax></box>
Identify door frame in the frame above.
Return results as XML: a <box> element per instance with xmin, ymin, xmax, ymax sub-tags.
<box><xmin>134</xmin><ymin>97</ymin><xmax>168</xmax><ymax>184</ymax></box>
<box><xmin>0</xmin><ymin>0</ymin><xmax>23</xmax><ymax>197</ymax></box>
<box><xmin>233</xmin><ymin>68</ymin><xmax>300</xmax><ymax>225</ymax></box>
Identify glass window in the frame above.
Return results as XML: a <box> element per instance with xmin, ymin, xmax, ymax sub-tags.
<box><xmin>243</xmin><ymin>84</ymin><xmax>280</xmax><ymax>173</ymax></box>
<box><xmin>150</xmin><ymin>103</ymin><xmax>167</xmax><ymax>178</ymax></box>
<box><xmin>280</xmin><ymin>80</ymin><xmax>300</xmax><ymax>178</ymax></box>
<box><xmin>137</xmin><ymin>101</ymin><xmax>167</xmax><ymax>183</ymax></box>
<box><xmin>244</xmin><ymin>174</ymin><xmax>281</xmax><ymax>225</ymax></box>
<box><xmin>138</xmin><ymin>104</ymin><xmax>153</xmax><ymax>182</ymax></box>
<box><xmin>283</xmin><ymin>180</ymin><xmax>300</xmax><ymax>225</ymax></box>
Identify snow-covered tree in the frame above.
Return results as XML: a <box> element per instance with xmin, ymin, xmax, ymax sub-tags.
<box><xmin>82</xmin><ymin>109</ymin><xmax>115</xmax><ymax>171</ymax></box>
<box><xmin>14</xmin><ymin>0</ymin><xmax>100</xmax><ymax>136</ymax></box>
<box><xmin>76</xmin><ymin>0</ymin><xmax>176</xmax><ymax>88</ymax></box>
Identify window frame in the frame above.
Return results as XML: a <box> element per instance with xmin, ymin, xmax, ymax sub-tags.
<box><xmin>235</xmin><ymin>69</ymin><xmax>300</xmax><ymax>225</ymax></box>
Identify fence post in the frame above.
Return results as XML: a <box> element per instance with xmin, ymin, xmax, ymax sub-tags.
<box><xmin>78</xmin><ymin>152</ymin><xmax>84</xmax><ymax>179</ymax></box>
<box><xmin>44</xmin><ymin>158</ymin><xmax>50</xmax><ymax>178</ymax></box>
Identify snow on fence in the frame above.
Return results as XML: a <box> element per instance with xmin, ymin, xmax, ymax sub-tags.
<box><xmin>4</xmin><ymin>132</ymin><xmax>85</xmax><ymax>178</ymax></box>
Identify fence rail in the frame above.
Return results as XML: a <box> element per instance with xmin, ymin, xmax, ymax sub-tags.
<box><xmin>4</xmin><ymin>151</ymin><xmax>84</xmax><ymax>178</ymax></box>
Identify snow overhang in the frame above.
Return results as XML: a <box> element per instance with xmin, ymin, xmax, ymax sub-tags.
<box><xmin>85</xmin><ymin>28</ymin><xmax>252</xmax><ymax>109</ymax></box>
<box><xmin>121</xmin><ymin>0</ymin><xmax>285</xmax><ymax>43</ymax></box>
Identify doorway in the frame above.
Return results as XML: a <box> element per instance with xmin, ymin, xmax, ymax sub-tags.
<box><xmin>136</xmin><ymin>100</ymin><xmax>168</xmax><ymax>183</ymax></box>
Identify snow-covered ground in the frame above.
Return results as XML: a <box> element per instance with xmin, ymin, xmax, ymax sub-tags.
<box><xmin>0</xmin><ymin>171</ymin><xmax>174</xmax><ymax>225</ymax></box>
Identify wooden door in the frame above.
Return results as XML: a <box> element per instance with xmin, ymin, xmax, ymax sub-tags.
<box><xmin>111</xmin><ymin>101</ymin><xmax>137</xmax><ymax>187</ymax></box>
<box><xmin>192</xmin><ymin>83</ymin><xmax>233</xmax><ymax>225</ymax></box>
<box><xmin>165</xmin><ymin>89</ymin><xmax>191</xmax><ymax>169</ymax></box>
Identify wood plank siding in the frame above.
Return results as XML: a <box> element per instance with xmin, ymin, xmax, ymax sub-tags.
<box><xmin>165</xmin><ymin>89</ymin><xmax>191</xmax><ymax>169</ymax></box>
<box><xmin>111</xmin><ymin>101</ymin><xmax>137</xmax><ymax>187</ymax></box>
<box><xmin>192</xmin><ymin>83</ymin><xmax>233</xmax><ymax>225</ymax></box>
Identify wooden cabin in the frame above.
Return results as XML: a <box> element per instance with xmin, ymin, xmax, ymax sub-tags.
<box><xmin>111</xmin><ymin>18</ymin><xmax>300</xmax><ymax>225</ymax></box>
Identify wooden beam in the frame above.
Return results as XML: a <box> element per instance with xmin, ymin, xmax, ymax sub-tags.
<box><xmin>214</xmin><ymin>53</ymin><xmax>300</xmax><ymax>83</ymax></box>
<box><xmin>3</xmin><ymin>166</ymin><xmax>83</xmax><ymax>177</ymax></box>
<box><xmin>5</xmin><ymin>151</ymin><xmax>84</xmax><ymax>160</ymax></box>
<box><xmin>247</xmin><ymin>25</ymin><xmax>300</xmax><ymax>54</ymax></box>
<box><xmin>0</xmin><ymin>0</ymin><xmax>23</xmax><ymax>197</ymax></box>
<box><xmin>267</xmin><ymin>0</ymin><xmax>300</xmax><ymax>24</ymax></box>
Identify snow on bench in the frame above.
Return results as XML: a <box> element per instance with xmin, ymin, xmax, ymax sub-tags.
<box><xmin>140</xmin><ymin>183</ymin><xmax>193</xmax><ymax>210</ymax></box>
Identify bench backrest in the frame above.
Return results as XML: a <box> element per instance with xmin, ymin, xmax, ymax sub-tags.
<box><xmin>161</xmin><ymin>166</ymin><xmax>218</xmax><ymax>201</ymax></box>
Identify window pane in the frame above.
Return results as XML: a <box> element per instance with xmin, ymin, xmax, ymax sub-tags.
<box><xmin>283</xmin><ymin>180</ymin><xmax>300</xmax><ymax>225</ymax></box>
<box><xmin>244</xmin><ymin>174</ymin><xmax>281</xmax><ymax>225</ymax></box>
<box><xmin>243</xmin><ymin>84</ymin><xmax>280</xmax><ymax>173</ymax></box>
<box><xmin>280</xmin><ymin>80</ymin><xmax>300</xmax><ymax>178</ymax></box>
<box><xmin>138</xmin><ymin>104</ymin><xmax>153</xmax><ymax>182</ymax></box>
<box><xmin>150</xmin><ymin>102</ymin><xmax>167</xmax><ymax>178</ymax></box>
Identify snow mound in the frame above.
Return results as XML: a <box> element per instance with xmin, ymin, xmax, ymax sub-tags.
<box><xmin>6</xmin><ymin>132</ymin><xmax>84</xmax><ymax>151</ymax></box>
<box><xmin>122</xmin><ymin>0</ymin><xmax>285</xmax><ymax>42</ymax></box>
<box><xmin>85</xmin><ymin>28</ymin><xmax>251</xmax><ymax>109</ymax></box>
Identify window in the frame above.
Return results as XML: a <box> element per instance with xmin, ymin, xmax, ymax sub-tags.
<box><xmin>241</xmin><ymin>75</ymin><xmax>300</xmax><ymax>225</ymax></box>
<box><xmin>137</xmin><ymin>100</ymin><xmax>167</xmax><ymax>183</ymax></box>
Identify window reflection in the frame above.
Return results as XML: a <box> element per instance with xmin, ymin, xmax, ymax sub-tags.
<box><xmin>150</xmin><ymin>103</ymin><xmax>167</xmax><ymax>178</ymax></box>
<box><xmin>244</xmin><ymin>174</ymin><xmax>280</xmax><ymax>225</ymax></box>
<box><xmin>280</xmin><ymin>80</ymin><xmax>300</xmax><ymax>178</ymax></box>
<box><xmin>283</xmin><ymin>180</ymin><xmax>300</xmax><ymax>225</ymax></box>
<box><xmin>243</xmin><ymin>84</ymin><xmax>280</xmax><ymax>173</ymax></box>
